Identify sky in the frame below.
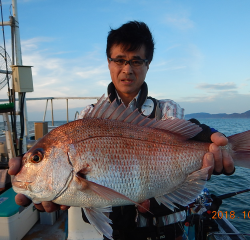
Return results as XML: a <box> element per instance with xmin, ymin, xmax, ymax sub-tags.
<box><xmin>0</xmin><ymin>0</ymin><xmax>250</xmax><ymax>121</ymax></box>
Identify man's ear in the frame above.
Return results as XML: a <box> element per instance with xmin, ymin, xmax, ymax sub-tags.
<box><xmin>147</xmin><ymin>61</ymin><xmax>150</xmax><ymax>70</ymax></box>
<box><xmin>107</xmin><ymin>58</ymin><xmax>110</xmax><ymax>70</ymax></box>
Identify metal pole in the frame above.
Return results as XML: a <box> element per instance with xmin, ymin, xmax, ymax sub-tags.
<box><xmin>12</xmin><ymin>0</ymin><xmax>22</xmax><ymax>65</ymax></box>
<box><xmin>0</xmin><ymin>21</ymin><xmax>12</xmax><ymax>26</ymax></box>
<box><xmin>51</xmin><ymin>99</ymin><xmax>54</xmax><ymax>126</ymax></box>
<box><xmin>0</xmin><ymin>70</ymin><xmax>12</xmax><ymax>74</ymax></box>
<box><xmin>2</xmin><ymin>113</ymin><xmax>15</xmax><ymax>158</ymax></box>
<box><xmin>24</xmin><ymin>100</ymin><xmax>29</xmax><ymax>138</ymax></box>
<box><xmin>66</xmin><ymin>99</ymin><xmax>69</xmax><ymax>123</ymax></box>
<box><xmin>12</xmin><ymin>0</ymin><xmax>29</xmax><ymax>152</ymax></box>
<box><xmin>43</xmin><ymin>99</ymin><xmax>48</xmax><ymax>122</ymax></box>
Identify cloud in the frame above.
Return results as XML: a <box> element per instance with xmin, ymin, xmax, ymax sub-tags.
<box><xmin>178</xmin><ymin>91</ymin><xmax>250</xmax><ymax>114</ymax></box>
<box><xmin>196</xmin><ymin>82</ymin><xmax>237</xmax><ymax>90</ymax></box>
<box><xmin>165</xmin><ymin>44</ymin><xmax>181</xmax><ymax>52</ymax></box>
<box><xmin>1</xmin><ymin>1</ymin><xmax>10</xmax><ymax>4</ymax></box>
<box><xmin>76</xmin><ymin>65</ymin><xmax>109</xmax><ymax>79</ymax></box>
<box><xmin>152</xmin><ymin>44</ymin><xmax>203</xmax><ymax>73</ymax></box>
<box><xmin>149</xmin><ymin>87</ymin><xmax>250</xmax><ymax>115</ymax></box>
<box><xmin>150</xmin><ymin>65</ymin><xmax>186</xmax><ymax>72</ymax></box>
<box><xmin>184</xmin><ymin>44</ymin><xmax>204</xmax><ymax>72</ymax></box>
<box><xmin>97</xmin><ymin>80</ymin><xmax>110</xmax><ymax>87</ymax></box>
<box><xmin>0</xmin><ymin>37</ymin><xmax>110</xmax><ymax>116</ymax></box>
<box><xmin>148</xmin><ymin>91</ymin><xmax>166</xmax><ymax>99</ymax></box>
<box><xmin>163</xmin><ymin>12</ymin><xmax>194</xmax><ymax>31</ymax></box>
<box><xmin>21</xmin><ymin>37</ymin><xmax>53</xmax><ymax>51</ymax></box>
<box><xmin>151</xmin><ymin>61</ymin><xmax>173</xmax><ymax>68</ymax></box>
<box><xmin>180</xmin><ymin>90</ymin><xmax>240</xmax><ymax>102</ymax></box>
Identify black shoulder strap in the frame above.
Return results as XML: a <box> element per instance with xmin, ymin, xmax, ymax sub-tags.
<box><xmin>107</xmin><ymin>81</ymin><xmax>160</xmax><ymax>119</ymax></box>
<box><xmin>135</xmin><ymin>82</ymin><xmax>148</xmax><ymax>111</ymax></box>
<box><xmin>107</xmin><ymin>82</ymin><xmax>120</xmax><ymax>105</ymax></box>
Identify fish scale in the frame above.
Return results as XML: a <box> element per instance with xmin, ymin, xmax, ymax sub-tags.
<box><xmin>13</xmin><ymin>96</ymin><xmax>250</xmax><ymax>240</ymax></box>
<box><xmin>50</xmin><ymin>120</ymin><xmax>208</xmax><ymax>207</ymax></box>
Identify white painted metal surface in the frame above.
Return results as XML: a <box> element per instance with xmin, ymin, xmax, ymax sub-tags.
<box><xmin>2</xmin><ymin>113</ymin><xmax>15</xmax><ymax>159</ymax></box>
<box><xmin>68</xmin><ymin>207</ymin><xmax>103</xmax><ymax>240</ymax></box>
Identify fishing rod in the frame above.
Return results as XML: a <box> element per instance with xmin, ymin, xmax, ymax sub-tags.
<box><xmin>183</xmin><ymin>189</ymin><xmax>250</xmax><ymax>240</ymax></box>
<box><xmin>188</xmin><ymin>188</ymin><xmax>250</xmax><ymax>208</ymax></box>
<box><xmin>217</xmin><ymin>188</ymin><xmax>250</xmax><ymax>200</ymax></box>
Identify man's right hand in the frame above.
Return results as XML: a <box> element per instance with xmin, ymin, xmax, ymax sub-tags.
<box><xmin>8</xmin><ymin>156</ymin><xmax>70</xmax><ymax>212</ymax></box>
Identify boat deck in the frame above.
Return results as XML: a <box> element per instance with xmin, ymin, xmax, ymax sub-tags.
<box><xmin>22</xmin><ymin>211</ymin><xmax>68</xmax><ymax>240</ymax></box>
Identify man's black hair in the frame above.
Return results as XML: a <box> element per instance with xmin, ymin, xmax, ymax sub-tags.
<box><xmin>106</xmin><ymin>21</ymin><xmax>155</xmax><ymax>63</ymax></box>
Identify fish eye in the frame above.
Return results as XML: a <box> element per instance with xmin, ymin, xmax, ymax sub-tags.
<box><xmin>30</xmin><ymin>149</ymin><xmax>44</xmax><ymax>163</ymax></box>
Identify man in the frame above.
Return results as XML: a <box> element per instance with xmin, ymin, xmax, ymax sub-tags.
<box><xmin>9</xmin><ymin>21</ymin><xmax>234</xmax><ymax>239</ymax></box>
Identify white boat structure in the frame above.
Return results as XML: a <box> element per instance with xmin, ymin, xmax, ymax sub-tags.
<box><xmin>0</xmin><ymin>1</ymin><xmax>249</xmax><ymax>240</ymax></box>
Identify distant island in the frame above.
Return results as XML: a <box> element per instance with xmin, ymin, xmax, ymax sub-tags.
<box><xmin>185</xmin><ymin>110</ymin><xmax>250</xmax><ymax>119</ymax></box>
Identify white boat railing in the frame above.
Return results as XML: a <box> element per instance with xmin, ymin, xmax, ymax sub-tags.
<box><xmin>0</xmin><ymin>96</ymin><xmax>100</xmax><ymax>126</ymax></box>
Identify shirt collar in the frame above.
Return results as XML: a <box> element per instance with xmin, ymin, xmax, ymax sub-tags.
<box><xmin>115</xmin><ymin>90</ymin><xmax>141</xmax><ymax>106</ymax></box>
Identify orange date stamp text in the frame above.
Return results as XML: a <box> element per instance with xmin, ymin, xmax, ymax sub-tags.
<box><xmin>212</xmin><ymin>211</ymin><xmax>250</xmax><ymax>219</ymax></box>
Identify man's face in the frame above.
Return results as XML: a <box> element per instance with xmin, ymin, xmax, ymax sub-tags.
<box><xmin>108</xmin><ymin>44</ymin><xmax>149</xmax><ymax>99</ymax></box>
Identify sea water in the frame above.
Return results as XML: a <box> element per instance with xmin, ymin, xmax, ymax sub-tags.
<box><xmin>196</xmin><ymin>118</ymin><xmax>250</xmax><ymax>238</ymax></box>
<box><xmin>1</xmin><ymin>118</ymin><xmax>250</xmax><ymax>237</ymax></box>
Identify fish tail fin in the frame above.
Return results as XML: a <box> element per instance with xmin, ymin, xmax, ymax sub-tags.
<box><xmin>228</xmin><ymin>130</ymin><xmax>250</xmax><ymax>168</ymax></box>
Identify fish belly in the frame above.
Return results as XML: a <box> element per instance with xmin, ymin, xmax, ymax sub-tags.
<box><xmin>54</xmin><ymin>132</ymin><xmax>208</xmax><ymax>208</ymax></box>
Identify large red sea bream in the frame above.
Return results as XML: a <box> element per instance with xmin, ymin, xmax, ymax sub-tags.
<box><xmin>12</xmin><ymin>95</ymin><xmax>250</xmax><ymax>239</ymax></box>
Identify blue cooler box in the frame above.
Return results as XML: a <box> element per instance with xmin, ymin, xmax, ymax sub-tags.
<box><xmin>0</xmin><ymin>187</ymin><xmax>39</xmax><ymax>240</ymax></box>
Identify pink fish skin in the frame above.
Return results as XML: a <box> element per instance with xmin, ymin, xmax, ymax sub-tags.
<box><xmin>12</xmin><ymin>96</ymin><xmax>250</xmax><ymax>239</ymax></box>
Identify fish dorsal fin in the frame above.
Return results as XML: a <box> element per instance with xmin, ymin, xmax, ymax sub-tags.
<box><xmin>87</xmin><ymin>94</ymin><xmax>106</xmax><ymax>118</ymax></box>
<box><xmin>83</xmin><ymin>95</ymin><xmax>202</xmax><ymax>139</ymax></box>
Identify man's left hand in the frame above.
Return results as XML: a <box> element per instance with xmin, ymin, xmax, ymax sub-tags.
<box><xmin>202</xmin><ymin>132</ymin><xmax>235</xmax><ymax>179</ymax></box>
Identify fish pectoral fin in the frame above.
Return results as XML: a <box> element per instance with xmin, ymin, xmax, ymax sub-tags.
<box><xmin>154</xmin><ymin>196</ymin><xmax>178</xmax><ymax>211</ymax></box>
<box><xmin>83</xmin><ymin>206</ymin><xmax>113</xmax><ymax>240</ymax></box>
<box><xmin>75</xmin><ymin>175</ymin><xmax>151</xmax><ymax>213</ymax></box>
<box><xmin>155</xmin><ymin>167</ymin><xmax>210</xmax><ymax>210</ymax></box>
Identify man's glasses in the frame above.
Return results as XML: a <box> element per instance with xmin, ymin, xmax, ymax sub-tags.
<box><xmin>108</xmin><ymin>58</ymin><xmax>148</xmax><ymax>67</ymax></box>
